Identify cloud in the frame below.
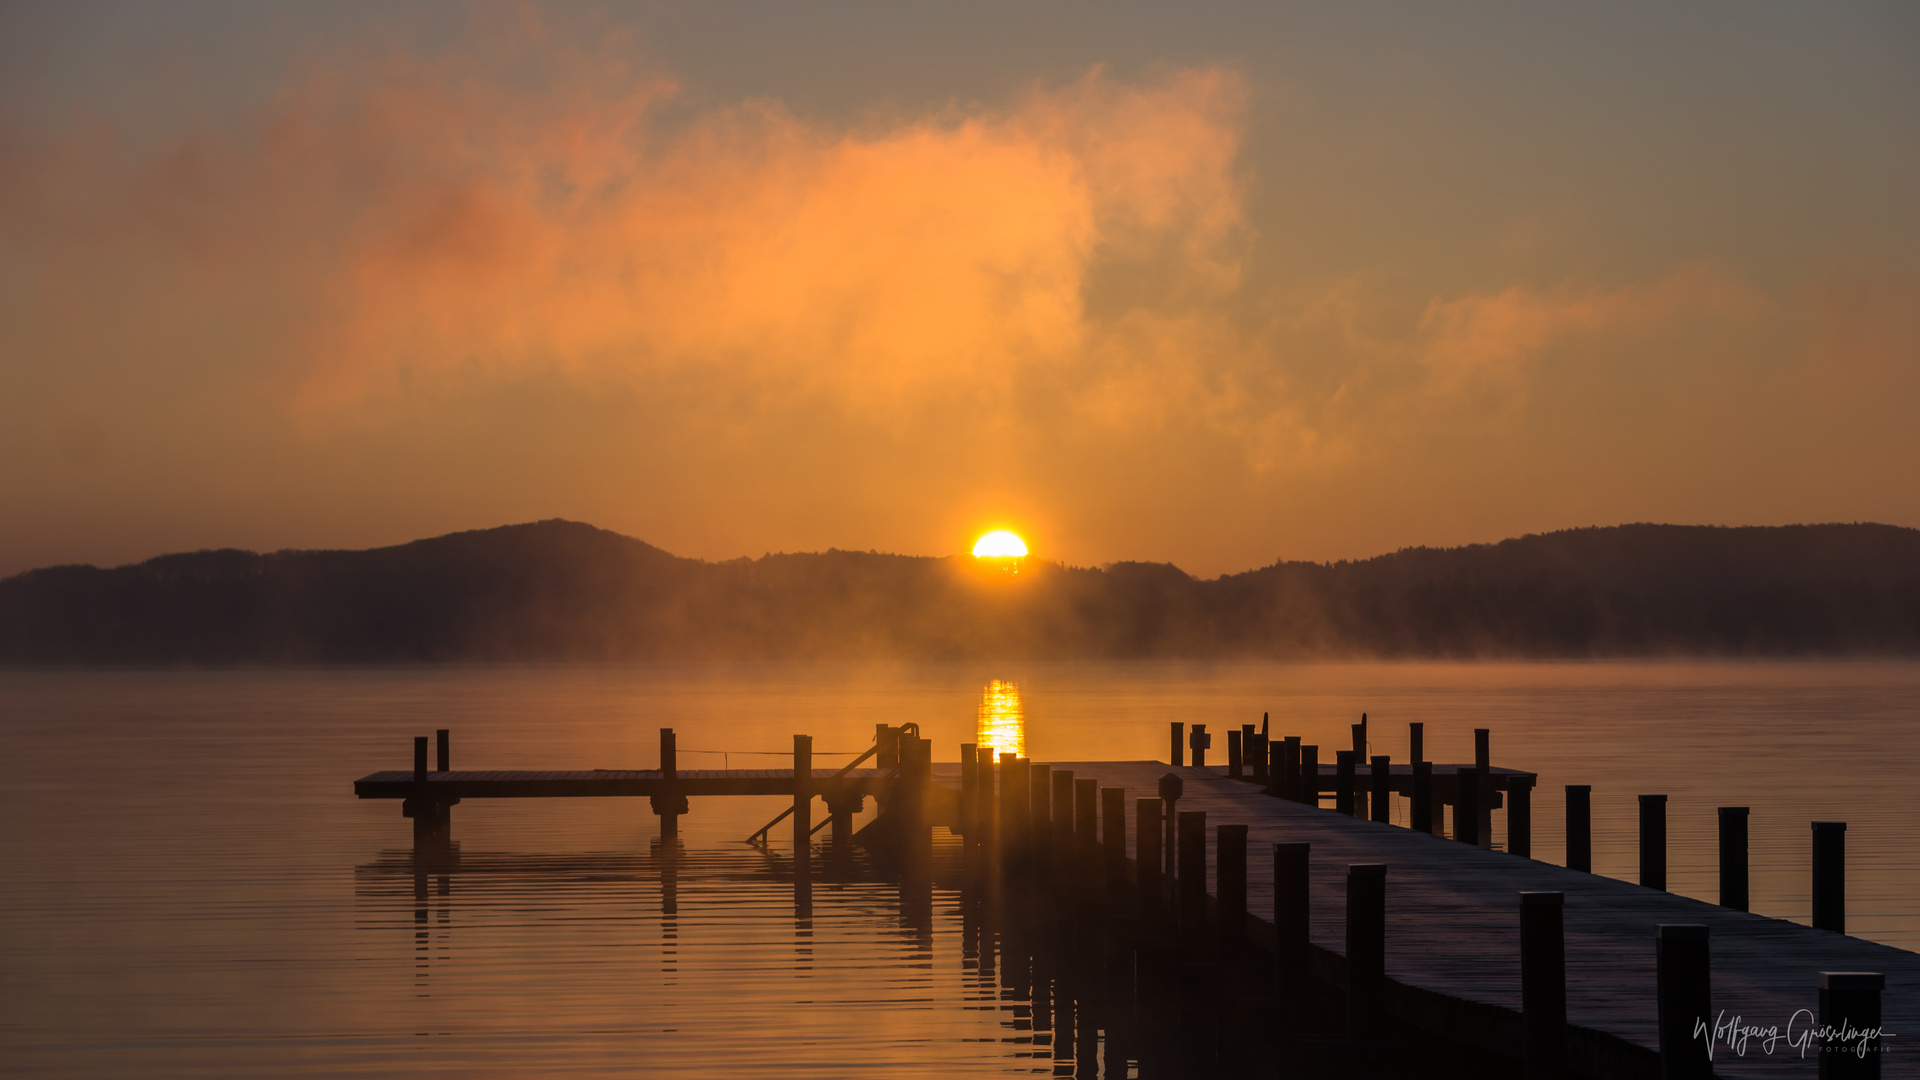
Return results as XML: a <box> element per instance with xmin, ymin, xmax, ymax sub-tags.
<box><xmin>0</xmin><ymin>42</ymin><xmax>1249</xmax><ymax>415</ymax></box>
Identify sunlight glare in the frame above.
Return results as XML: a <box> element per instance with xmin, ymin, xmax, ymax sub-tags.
<box><xmin>976</xmin><ymin>680</ymin><xmax>1026</xmax><ymax>758</ymax></box>
<box><xmin>972</xmin><ymin>530</ymin><xmax>1028</xmax><ymax>558</ymax></box>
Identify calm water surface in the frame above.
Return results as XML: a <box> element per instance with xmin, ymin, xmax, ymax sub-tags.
<box><xmin>3</xmin><ymin>661</ymin><xmax>1916</xmax><ymax>1076</ymax></box>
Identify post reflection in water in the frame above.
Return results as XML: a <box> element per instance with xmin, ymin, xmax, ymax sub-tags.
<box><xmin>976</xmin><ymin>679</ymin><xmax>1026</xmax><ymax>759</ymax></box>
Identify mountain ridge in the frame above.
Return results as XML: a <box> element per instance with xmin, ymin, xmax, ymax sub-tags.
<box><xmin>4</xmin><ymin>519</ymin><xmax>1918</xmax><ymax>662</ymax></box>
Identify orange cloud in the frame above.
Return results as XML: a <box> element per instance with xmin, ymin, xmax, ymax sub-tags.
<box><xmin>0</xmin><ymin>46</ymin><xmax>1249</xmax><ymax>414</ymax></box>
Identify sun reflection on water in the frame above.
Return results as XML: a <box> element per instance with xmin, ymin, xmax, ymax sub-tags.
<box><xmin>975</xmin><ymin>679</ymin><xmax>1025</xmax><ymax>758</ymax></box>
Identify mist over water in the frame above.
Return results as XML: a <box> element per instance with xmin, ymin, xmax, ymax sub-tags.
<box><xmin>2</xmin><ymin>661</ymin><xmax>1916</xmax><ymax>1076</ymax></box>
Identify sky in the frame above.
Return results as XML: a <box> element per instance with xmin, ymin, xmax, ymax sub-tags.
<box><xmin>2</xmin><ymin>1</ymin><xmax>1916</xmax><ymax>579</ymax></box>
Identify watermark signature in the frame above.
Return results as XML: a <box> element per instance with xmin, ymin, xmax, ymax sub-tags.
<box><xmin>1695</xmin><ymin>1010</ymin><xmax>1893</xmax><ymax>1059</ymax></box>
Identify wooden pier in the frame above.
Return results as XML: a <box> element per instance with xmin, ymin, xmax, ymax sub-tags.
<box><xmin>353</xmin><ymin>721</ymin><xmax>1906</xmax><ymax>1078</ymax></box>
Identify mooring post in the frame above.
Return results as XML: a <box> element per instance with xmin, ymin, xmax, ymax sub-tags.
<box><xmin>1280</xmin><ymin>736</ymin><xmax>1301</xmax><ymax>799</ymax></box>
<box><xmin>1566</xmin><ymin>785</ymin><xmax>1591</xmax><ymax>872</ymax></box>
<box><xmin>1300</xmin><ymin>744</ymin><xmax>1320</xmax><ymax>806</ymax></box>
<box><xmin>1520</xmin><ymin>892</ymin><xmax>1568</xmax><ymax>1080</ymax></box>
<box><xmin>1350</xmin><ymin>724</ymin><xmax>1368</xmax><ymax>818</ymax></box>
<box><xmin>1075</xmin><ymin>778</ymin><xmax>1098</xmax><ymax>870</ymax></box>
<box><xmin>1159</xmin><ymin>773</ymin><xmax>1183</xmax><ymax>881</ymax></box>
<box><xmin>959</xmin><ymin>743</ymin><xmax>976</xmax><ymax>839</ymax></box>
<box><xmin>1178</xmin><ymin>811</ymin><xmax>1207</xmax><ymax>941</ymax></box>
<box><xmin>414</xmin><ymin>735</ymin><xmax>428</xmax><ymax>784</ymax></box>
<box><xmin>1051</xmin><ymin>768</ymin><xmax>1075</xmax><ymax>867</ymax></box>
<box><xmin>1217</xmin><ymin>824</ymin><xmax>1248</xmax><ymax>956</ymax></box>
<box><xmin>1370</xmin><ymin>754</ymin><xmax>1391</xmax><ymax>823</ymax></box>
<box><xmin>1335</xmin><ymin>750</ymin><xmax>1357</xmax><ymax>816</ymax></box>
<box><xmin>1170</xmin><ymin>722</ymin><xmax>1185</xmax><ymax>767</ymax></box>
<box><xmin>435</xmin><ymin>728</ymin><xmax>449</xmax><ymax>772</ymax></box>
<box><xmin>1102</xmin><ymin>787</ymin><xmax>1127</xmax><ymax>897</ymax></box>
<box><xmin>1411</xmin><ymin>760</ymin><xmax>1434</xmax><ymax>834</ymax></box>
<box><xmin>976</xmin><ymin>746</ymin><xmax>997</xmax><ymax>842</ymax></box>
<box><xmin>1265</xmin><ymin>739</ymin><xmax>1284</xmax><ymax>795</ymax></box>
<box><xmin>1249</xmin><ymin>726</ymin><xmax>1267</xmax><ymax>783</ymax></box>
<box><xmin>1509</xmin><ymin>776</ymin><xmax>1534</xmax><ymax>857</ymax></box>
<box><xmin>409</xmin><ymin>735</ymin><xmax>435</xmax><ymax>843</ymax></box>
<box><xmin>1656</xmin><ymin>924</ymin><xmax>1711</xmax><ymax>1080</ymax></box>
<box><xmin>1475</xmin><ymin>728</ymin><xmax>1493</xmax><ymax>846</ymax></box>
<box><xmin>1346</xmin><ymin>864</ymin><xmax>1387</xmax><ymax>1041</ymax></box>
<box><xmin>793</xmin><ymin>734</ymin><xmax>813</xmax><ymax>866</ymax></box>
<box><xmin>1002</xmin><ymin>752</ymin><xmax>1026</xmax><ymax>866</ymax></box>
<box><xmin>1817</xmin><ymin>972</ymin><xmax>1883</xmax><ymax>1079</ymax></box>
<box><xmin>1640</xmin><ymin>794</ymin><xmax>1667</xmax><ymax>891</ymax></box>
<box><xmin>1455</xmin><ymin>767</ymin><xmax>1480</xmax><ymax>845</ymax></box>
<box><xmin>1190</xmin><ymin>723</ymin><xmax>1210</xmax><ymax>768</ymax></box>
<box><xmin>1137</xmin><ymin>798</ymin><xmax>1165</xmax><ymax>918</ymax></box>
<box><xmin>1274</xmin><ymin>842</ymin><xmax>1311</xmax><ymax>1005</ymax></box>
<box><xmin>1409</xmin><ymin>722</ymin><xmax>1423</xmax><ymax>767</ymax></box>
<box><xmin>1718</xmin><ymin>807</ymin><xmax>1750</xmax><ymax>911</ymax></box>
<box><xmin>1813</xmin><ymin>821</ymin><xmax>1847</xmax><ymax>934</ymax></box>
<box><xmin>1227</xmin><ymin>728</ymin><xmax>1244</xmax><ymax>779</ymax></box>
<box><xmin>656</xmin><ymin>727</ymin><xmax>684</xmax><ymax>841</ymax></box>
<box><xmin>1028</xmin><ymin>762</ymin><xmax>1051</xmax><ymax>869</ymax></box>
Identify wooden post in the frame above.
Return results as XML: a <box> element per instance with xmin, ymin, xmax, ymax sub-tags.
<box><xmin>658</xmin><ymin>727</ymin><xmax>682</xmax><ymax>841</ymax></box>
<box><xmin>1719</xmin><ymin>807</ymin><xmax>1749</xmax><ymax>911</ymax></box>
<box><xmin>1640</xmin><ymin>795</ymin><xmax>1667</xmax><ymax>891</ymax></box>
<box><xmin>1001</xmin><ymin>753</ymin><xmax>1026</xmax><ymax>865</ymax></box>
<box><xmin>435</xmin><ymin>728</ymin><xmax>449</xmax><ymax>772</ymax></box>
<box><xmin>1455</xmin><ymin>767</ymin><xmax>1479</xmax><ymax>845</ymax></box>
<box><xmin>793</xmin><ymin>734</ymin><xmax>813</xmax><ymax>865</ymax></box>
<box><xmin>1335</xmin><ymin>750</ymin><xmax>1356</xmax><ymax>816</ymax></box>
<box><xmin>1227</xmin><ymin>728</ymin><xmax>1243</xmax><ymax>779</ymax></box>
<box><xmin>414</xmin><ymin>736</ymin><xmax>428</xmax><ymax>783</ymax></box>
<box><xmin>976</xmin><ymin>746</ymin><xmax>997</xmax><ymax>842</ymax></box>
<box><xmin>959</xmin><ymin>743</ymin><xmax>976</xmax><ymax>839</ymax></box>
<box><xmin>1274</xmin><ymin>842</ymin><xmax>1311</xmax><ymax>1001</ymax></box>
<box><xmin>1350</xmin><ymin>724</ymin><xmax>1368</xmax><ymax>818</ymax></box>
<box><xmin>1030</xmin><ymin>763</ymin><xmax>1053</xmax><ymax>867</ymax></box>
<box><xmin>1217</xmin><ymin>824</ymin><xmax>1248</xmax><ymax>955</ymax></box>
<box><xmin>1170</xmin><ymin>722</ymin><xmax>1185</xmax><ymax>767</ymax></box>
<box><xmin>1475</xmin><ymin>728</ymin><xmax>1493</xmax><ymax>846</ymax></box>
<box><xmin>1411</xmin><ymin>761</ymin><xmax>1434</xmax><ymax>834</ymax></box>
<box><xmin>1075</xmin><ymin>778</ymin><xmax>1098</xmax><ymax>865</ymax></box>
<box><xmin>1264</xmin><ymin>739</ymin><xmax>1283</xmax><ymax>795</ymax></box>
<box><xmin>1299</xmin><ymin>744</ymin><xmax>1319</xmax><ymax>805</ymax></box>
<box><xmin>1520</xmin><ymin>892</ymin><xmax>1568</xmax><ymax>1080</ymax></box>
<box><xmin>1818</xmin><ymin>972</ymin><xmax>1883</xmax><ymax>1079</ymax></box>
<box><xmin>1178</xmin><ymin>811</ymin><xmax>1207</xmax><ymax>939</ymax></box>
<box><xmin>1656</xmin><ymin>924</ymin><xmax>1711</xmax><ymax>1080</ymax></box>
<box><xmin>1158</xmin><ymin>773</ymin><xmax>1183</xmax><ymax>880</ymax></box>
<box><xmin>1370</xmin><ymin>754</ymin><xmax>1390</xmax><ymax>823</ymax></box>
<box><xmin>1280</xmin><ymin>737</ymin><xmax>1301</xmax><ymax>799</ymax></box>
<box><xmin>1346</xmin><ymin>864</ymin><xmax>1387</xmax><ymax>1041</ymax></box>
<box><xmin>1509</xmin><ymin>776</ymin><xmax>1534</xmax><ymax>857</ymax></box>
<box><xmin>1813</xmin><ymin>822</ymin><xmax>1847</xmax><ymax>933</ymax></box>
<box><xmin>1190</xmin><ymin>723</ymin><xmax>1210</xmax><ymax>768</ymax></box>
<box><xmin>1137</xmin><ymin>798</ymin><xmax>1164</xmax><ymax>916</ymax></box>
<box><xmin>1566</xmin><ymin>785</ymin><xmax>1591</xmax><ymax>872</ymax></box>
<box><xmin>1051</xmin><ymin>768</ymin><xmax>1075</xmax><ymax>862</ymax></box>
<box><xmin>1409</xmin><ymin>722</ymin><xmax>1423</xmax><ymax>767</ymax></box>
<box><xmin>1102</xmin><ymin>787</ymin><xmax>1127</xmax><ymax>895</ymax></box>
<box><xmin>1249</xmin><ymin>727</ymin><xmax>1267</xmax><ymax>783</ymax></box>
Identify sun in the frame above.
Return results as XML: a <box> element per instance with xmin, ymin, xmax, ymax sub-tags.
<box><xmin>972</xmin><ymin>529</ymin><xmax>1028</xmax><ymax>558</ymax></box>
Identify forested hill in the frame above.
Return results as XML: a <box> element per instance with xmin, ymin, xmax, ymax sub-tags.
<box><xmin>3</xmin><ymin>520</ymin><xmax>1917</xmax><ymax>663</ymax></box>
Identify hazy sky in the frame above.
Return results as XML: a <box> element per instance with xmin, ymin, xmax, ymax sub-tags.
<box><xmin>3</xmin><ymin>1</ymin><xmax>1916</xmax><ymax>578</ymax></box>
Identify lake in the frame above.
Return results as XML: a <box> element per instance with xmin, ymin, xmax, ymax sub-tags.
<box><xmin>3</xmin><ymin>661</ymin><xmax>1915</xmax><ymax>1076</ymax></box>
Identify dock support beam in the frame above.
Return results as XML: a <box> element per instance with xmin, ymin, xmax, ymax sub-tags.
<box><xmin>435</xmin><ymin>728</ymin><xmax>449</xmax><ymax>772</ymax></box>
<box><xmin>1520</xmin><ymin>891</ymin><xmax>1567</xmax><ymax>1080</ymax></box>
<box><xmin>1101</xmin><ymin>787</ymin><xmax>1127</xmax><ymax>896</ymax></box>
<box><xmin>793</xmin><ymin>735</ymin><xmax>812</xmax><ymax>867</ymax></box>
<box><xmin>652</xmin><ymin>728</ymin><xmax>686</xmax><ymax>842</ymax></box>
<box><xmin>1409</xmin><ymin>722</ymin><xmax>1423</xmax><ymax>767</ymax></box>
<box><xmin>1369</xmin><ymin>755</ymin><xmax>1390</xmax><ymax>823</ymax></box>
<box><xmin>1170</xmin><ymin>722</ymin><xmax>1184</xmax><ymax>767</ymax></box>
<box><xmin>1137</xmin><ymin>798</ymin><xmax>1164</xmax><ymax>919</ymax></box>
<box><xmin>1274</xmin><ymin>842</ymin><xmax>1311</xmax><ymax>1014</ymax></box>
<box><xmin>1656</xmin><ymin>924</ymin><xmax>1711</xmax><ymax>1080</ymax></box>
<box><xmin>1178</xmin><ymin>810</ymin><xmax>1207</xmax><ymax>941</ymax></box>
<box><xmin>1335</xmin><ymin>751</ymin><xmax>1357</xmax><ymax>816</ymax></box>
<box><xmin>1217</xmin><ymin>824</ymin><xmax>1247</xmax><ymax>955</ymax></box>
<box><xmin>1566</xmin><ymin>785</ymin><xmax>1591</xmax><ymax>872</ymax></box>
<box><xmin>1227</xmin><ymin>728</ymin><xmax>1243</xmax><ymax>779</ymax></box>
<box><xmin>1718</xmin><ymin>807</ymin><xmax>1749</xmax><ymax>911</ymax></box>
<box><xmin>1818</xmin><ymin>972</ymin><xmax>1883</xmax><ymax>1079</ymax></box>
<box><xmin>1299</xmin><ymin>745</ymin><xmax>1319</xmax><ymax>806</ymax></box>
<box><xmin>1474</xmin><ymin>728</ymin><xmax>1493</xmax><ymax>846</ymax></box>
<box><xmin>1190</xmin><ymin>723</ymin><xmax>1210</xmax><ymax>768</ymax></box>
<box><xmin>1813</xmin><ymin>821</ymin><xmax>1847</xmax><ymax>933</ymax></box>
<box><xmin>1640</xmin><ymin>794</ymin><xmax>1668</xmax><ymax>891</ymax></box>
<box><xmin>1346</xmin><ymin>864</ymin><xmax>1387</xmax><ymax>1041</ymax></box>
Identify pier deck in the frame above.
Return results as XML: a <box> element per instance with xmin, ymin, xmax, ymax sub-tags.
<box><xmin>949</xmin><ymin>761</ymin><xmax>1916</xmax><ymax>1078</ymax></box>
<box><xmin>354</xmin><ymin>767</ymin><xmax>892</xmax><ymax>800</ymax></box>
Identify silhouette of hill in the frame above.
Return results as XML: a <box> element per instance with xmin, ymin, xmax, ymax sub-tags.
<box><xmin>3</xmin><ymin>520</ymin><xmax>1918</xmax><ymax>663</ymax></box>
